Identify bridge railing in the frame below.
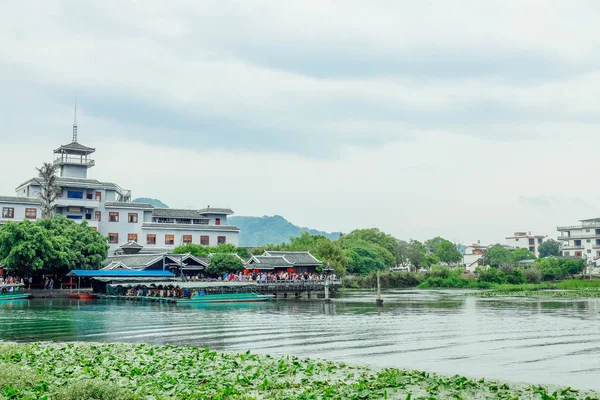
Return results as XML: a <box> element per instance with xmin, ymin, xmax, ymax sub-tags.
<box><xmin>253</xmin><ymin>279</ymin><xmax>342</xmax><ymax>289</ymax></box>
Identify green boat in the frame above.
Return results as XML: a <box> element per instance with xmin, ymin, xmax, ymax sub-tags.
<box><xmin>176</xmin><ymin>292</ymin><xmax>273</xmax><ymax>304</ymax></box>
<box><xmin>0</xmin><ymin>283</ymin><xmax>30</xmax><ymax>301</ymax></box>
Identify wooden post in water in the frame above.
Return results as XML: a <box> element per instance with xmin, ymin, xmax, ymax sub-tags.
<box><xmin>376</xmin><ymin>271</ymin><xmax>383</xmax><ymax>306</ymax></box>
<box><xmin>324</xmin><ymin>276</ymin><xmax>331</xmax><ymax>302</ymax></box>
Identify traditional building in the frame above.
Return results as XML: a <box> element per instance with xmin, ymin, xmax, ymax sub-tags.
<box><xmin>0</xmin><ymin>108</ymin><xmax>240</xmax><ymax>253</ymax></box>
<box><xmin>246</xmin><ymin>251</ymin><xmax>323</xmax><ymax>274</ymax></box>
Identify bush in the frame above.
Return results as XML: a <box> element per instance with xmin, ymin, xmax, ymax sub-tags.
<box><xmin>53</xmin><ymin>379</ymin><xmax>134</xmax><ymax>400</ymax></box>
<box><xmin>342</xmin><ymin>271</ymin><xmax>424</xmax><ymax>289</ymax></box>
<box><xmin>524</xmin><ymin>268</ymin><xmax>542</xmax><ymax>284</ymax></box>
<box><xmin>505</xmin><ymin>269</ymin><xmax>526</xmax><ymax>285</ymax></box>
<box><xmin>477</xmin><ymin>267</ymin><xmax>505</xmax><ymax>284</ymax></box>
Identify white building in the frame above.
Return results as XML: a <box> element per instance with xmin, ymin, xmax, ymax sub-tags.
<box><xmin>505</xmin><ymin>232</ymin><xmax>547</xmax><ymax>257</ymax></box>
<box><xmin>463</xmin><ymin>244</ymin><xmax>487</xmax><ymax>272</ymax></box>
<box><xmin>0</xmin><ymin>112</ymin><xmax>239</xmax><ymax>254</ymax></box>
<box><xmin>557</xmin><ymin>218</ymin><xmax>600</xmax><ymax>261</ymax></box>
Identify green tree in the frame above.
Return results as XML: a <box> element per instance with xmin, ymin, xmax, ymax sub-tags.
<box><xmin>342</xmin><ymin>228</ymin><xmax>398</xmax><ymax>258</ymax></box>
<box><xmin>435</xmin><ymin>240</ymin><xmax>463</xmax><ymax>265</ymax></box>
<box><xmin>538</xmin><ymin>239</ymin><xmax>561</xmax><ymax>258</ymax></box>
<box><xmin>424</xmin><ymin>237</ymin><xmax>446</xmax><ymax>254</ymax></box>
<box><xmin>406</xmin><ymin>240</ymin><xmax>426</xmax><ymax>270</ymax></box>
<box><xmin>346</xmin><ymin>246</ymin><xmax>386</xmax><ymax>275</ymax></box>
<box><xmin>483</xmin><ymin>245</ymin><xmax>512</xmax><ymax>268</ymax></box>
<box><xmin>172</xmin><ymin>243</ymin><xmax>250</xmax><ymax>259</ymax></box>
<box><xmin>207</xmin><ymin>253</ymin><xmax>244</xmax><ymax>276</ymax></box>
<box><xmin>510</xmin><ymin>248</ymin><xmax>536</xmax><ymax>263</ymax></box>
<box><xmin>35</xmin><ymin>162</ymin><xmax>60</xmax><ymax>219</ymax></box>
<box><xmin>395</xmin><ymin>240</ymin><xmax>410</xmax><ymax>267</ymax></box>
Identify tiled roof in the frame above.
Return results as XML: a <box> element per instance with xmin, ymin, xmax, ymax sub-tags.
<box><xmin>106</xmin><ymin>202</ymin><xmax>154</xmax><ymax>210</ymax></box>
<box><xmin>263</xmin><ymin>251</ymin><xmax>322</xmax><ymax>265</ymax></box>
<box><xmin>248</xmin><ymin>256</ymin><xmax>292</xmax><ymax>268</ymax></box>
<box><xmin>119</xmin><ymin>241</ymin><xmax>144</xmax><ymax>249</ymax></box>
<box><xmin>102</xmin><ymin>254</ymin><xmax>164</xmax><ymax>268</ymax></box>
<box><xmin>142</xmin><ymin>223</ymin><xmax>240</xmax><ymax>231</ymax></box>
<box><xmin>54</xmin><ymin>141</ymin><xmax>96</xmax><ymax>153</ymax></box>
<box><xmin>17</xmin><ymin>177</ymin><xmax>121</xmax><ymax>191</ymax></box>
<box><xmin>152</xmin><ymin>209</ymin><xmax>210</xmax><ymax>219</ymax></box>
<box><xmin>0</xmin><ymin>196</ymin><xmax>41</xmax><ymax>205</ymax></box>
<box><xmin>197</xmin><ymin>207</ymin><xmax>234</xmax><ymax>215</ymax></box>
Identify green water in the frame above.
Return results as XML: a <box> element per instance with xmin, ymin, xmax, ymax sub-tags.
<box><xmin>1</xmin><ymin>290</ymin><xmax>600</xmax><ymax>390</ymax></box>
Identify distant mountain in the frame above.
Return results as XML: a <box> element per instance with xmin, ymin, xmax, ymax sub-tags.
<box><xmin>132</xmin><ymin>198</ymin><xmax>169</xmax><ymax>208</ymax></box>
<box><xmin>229</xmin><ymin>215</ymin><xmax>341</xmax><ymax>247</ymax></box>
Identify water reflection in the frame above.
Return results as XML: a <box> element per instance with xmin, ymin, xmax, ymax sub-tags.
<box><xmin>1</xmin><ymin>291</ymin><xmax>600</xmax><ymax>390</ymax></box>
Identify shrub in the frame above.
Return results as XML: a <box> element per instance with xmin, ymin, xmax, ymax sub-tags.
<box><xmin>524</xmin><ymin>267</ymin><xmax>542</xmax><ymax>284</ymax></box>
<box><xmin>53</xmin><ymin>379</ymin><xmax>134</xmax><ymax>400</ymax></box>
<box><xmin>505</xmin><ymin>269</ymin><xmax>526</xmax><ymax>285</ymax></box>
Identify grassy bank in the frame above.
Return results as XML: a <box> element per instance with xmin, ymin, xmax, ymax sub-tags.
<box><xmin>1</xmin><ymin>342</ymin><xmax>598</xmax><ymax>399</ymax></box>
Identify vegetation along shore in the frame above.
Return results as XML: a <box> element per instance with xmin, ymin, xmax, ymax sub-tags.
<box><xmin>0</xmin><ymin>342</ymin><xmax>598</xmax><ymax>400</ymax></box>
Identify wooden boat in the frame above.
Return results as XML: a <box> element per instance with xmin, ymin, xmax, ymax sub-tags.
<box><xmin>176</xmin><ymin>292</ymin><xmax>273</xmax><ymax>304</ymax></box>
<box><xmin>77</xmin><ymin>293</ymin><xmax>98</xmax><ymax>300</ymax></box>
<box><xmin>0</xmin><ymin>283</ymin><xmax>30</xmax><ymax>301</ymax></box>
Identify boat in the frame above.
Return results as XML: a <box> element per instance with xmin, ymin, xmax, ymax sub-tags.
<box><xmin>175</xmin><ymin>292</ymin><xmax>273</xmax><ymax>304</ymax></box>
<box><xmin>0</xmin><ymin>283</ymin><xmax>30</xmax><ymax>301</ymax></box>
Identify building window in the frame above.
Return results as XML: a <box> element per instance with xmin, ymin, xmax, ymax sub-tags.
<box><xmin>597</xmin><ymin>251</ymin><xmax>600</xmax><ymax>257</ymax></box>
<box><xmin>217</xmin><ymin>236</ymin><xmax>226</xmax><ymax>245</ymax></box>
<box><xmin>183</xmin><ymin>235</ymin><xmax>192</xmax><ymax>244</ymax></box>
<box><xmin>86</xmin><ymin>192</ymin><xmax>93</xmax><ymax>200</ymax></box>
<box><xmin>2</xmin><ymin>208</ymin><xmax>14</xmax><ymax>219</ymax></box>
<box><xmin>215</xmin><ymin>218</ymin><xmax>221</xmax><ymax>226</ymax></box>
<box><xmin>564</xmin><ymin>252</ymin><xmax>570</xmax><ymax>256</ymax></box>
<box><xmin>95</xmin><ymin>191</ymin><xmax>102</xmax><ymax>201</ymax></box>
<box><xmin>85</xmin><ymin>213</ymin><xmax>92</xmax><ymax>220</ymax></box>
<box><xmin>515</xmin><ymin>238</ymin><xmax>519</xmax><ymax>241</ymax></box>
<box><xmin>528</xmin><ymin>239</ymin><xmax>534</xmax><ymax>245</ymax></box>
<box><xmin>574</xmin><ymin>240</ymin><xmax>582</xmax><ymax>247</ymax></box>
<box><xmin>109</xmin><ymin>212</ymin><xmax>119</xmax><ymax>222</ymax></box>
<box><xmin>538</xmin><ymin>238</ymin><xmax>543</xmax><ymax>244</ymax></box>
<box><xmin>67</xmin><ymin>191</ymin><xmax>83</xmax><ymax>199</ymax></box>
<box><xmin>587</xmin><ymin>249</ymin><xmax>592</xmax><ymax>254</ymax></box>
<box><xmin>147</xmin><ymin>234</ymin><xmax>156</xmax><ymax>245</ymax></box>
<box><xmin>586</xmin><ymin>229</ymin><xmax>590</xmax><ymax>232</ymax></box>
<box><xmin>165</xmin><ymin>234</ymin><xmax>175</xmax><ymax>245</ymax></box>
<box><xmin>95</xmin><ymin>211</ymin><xmax>101</xmax><ymax>221</ymax></box>
<box><xmin>128</xmin><ymin>233</ymin><xmax>138</xmax><ymax>242</ymax></box>
<box><xmin>68</xmin><ymin>206</ymin><xmax>82</xmax><ymax>213</ymax></box>
<box><xmin>128</xmin><ymin>213</ymin><xmax>138</xmax><ymax>223</ymax></box>
<box><xmin>575</xmin><ymin>251</ymin><xmax>582</xmax><ymax>257</ymax></box>
<box><xmin>200</xmin><ymin>236</ymin><xmax>209</xmax><ymax>245</ymax></box>
<box><xmin>587</xmin><ymin>239</ymin><xmax>591</xmax><ymax>243</ymax></box>
<box><xmin>25</xmin><ymin>208</ymin><xmax>37</xmax><ymax>220</ymax></box>
<box><xmin>108</xmin><ymin>233</ymin><xmax>119</xmax><ymax>244</ymax></box>
<box><xmin>529</xmin><ymin>247</ymin><xmax>535</xmax><ymax>253</ymax></box>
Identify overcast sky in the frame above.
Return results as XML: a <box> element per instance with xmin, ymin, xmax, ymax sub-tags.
<box><xmin>1</xmin><ymin>1</ymin><xmax>599</xmax><ymax>245</ymax></box>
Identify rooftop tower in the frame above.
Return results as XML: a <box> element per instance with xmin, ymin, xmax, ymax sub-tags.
<box><xmin>53</xmin><ymin>104</ymin><xmax>95</xmax><ymax>179</ymax></box>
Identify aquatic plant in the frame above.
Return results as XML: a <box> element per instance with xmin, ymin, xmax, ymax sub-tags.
<box><xmin>0</xmin><ymin>342</ymin><xmax>597</xmax><ymax>399</ymax></box>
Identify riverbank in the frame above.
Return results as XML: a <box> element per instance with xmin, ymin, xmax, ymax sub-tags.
<box><xmin>0</xmin><ymin>342</ymin><xmax>597</xmax><ymax>399</ymax></box>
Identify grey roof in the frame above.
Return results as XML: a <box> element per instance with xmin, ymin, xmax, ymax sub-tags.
<box><xmin>17</xmin><ymin>177</ymin><xmax>122</xmax><ymax>191</ymax></box>
<box><xmin>106</xmin><ymin>201</ymin><xmax>154</xmax><ymax>210</ymax></box>
<box><xmin>197</xmin><ymin>207</ymin><xmax>234</xmax><ymax>215</ymax></box>
<box><xmin>120</xmin><ymin>241</ymin><xmax>144</xmax><ymax>249</ymax></box>
<box><xmin>102</xmin><ymin>254</ymin><xmax>164</xmax><ymax>268</ymax></box>
<box><xmin>152</xmin><ymin>208</ymin><xmax>210</xmax><ymax>219</ymax></box>
<box><xmin>263</xmin><ymin>251</ymin><xmax>322</xmax><ymax>265</ymax></box>
<box><xmin>142</xmin><ymin>223</ymin><xmax>240</xmax><ymax>231</ymax></box>
<box><xmin>54</xmin><ymin>141</ymin><xmax>96</xmax><ymax>154</ymax></box>
<box><xmin>248</xmin><ymin>256</ymin><xmax>292</xmax><ymax>268</ymax></box>
<box><xmin>0</xmin><ymin>196</ymin><xmax>41</xmax><ymax>205</ymax></box>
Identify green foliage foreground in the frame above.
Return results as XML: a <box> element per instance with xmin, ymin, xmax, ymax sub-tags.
<box><xmin>0</xmin><ymin>343</ymin><xmax>597</xmax><ymax>400</ymax></box>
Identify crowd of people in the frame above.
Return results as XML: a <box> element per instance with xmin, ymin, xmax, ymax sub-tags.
<box><xmin>185</xmin><ymin>271</ymin><xmax>337</xmax><ymax>282</ymax></box>
<box><xmin>125</xmin><ymin>286</ymin><xmax>197</xmax><ymax>299</ymax></box>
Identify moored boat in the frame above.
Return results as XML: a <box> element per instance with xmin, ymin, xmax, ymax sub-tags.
<box><xmin>0</xmin><ymin>283</ymin><xmax>30</xmax><ymax>301</ymax></box>
<box><xmin>176</xmin><ymin>292</ymin><xmax>273</xmax><ymax>304</ymax></box>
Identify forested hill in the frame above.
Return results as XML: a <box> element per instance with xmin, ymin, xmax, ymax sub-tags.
<box><xmin>229</xmin><ymin>215</ymin><xmax>341</xmax><ymax>247</ymax></box>
<box><xmin>132</xmin><ymin>198</ymin><xmax>169</xmax><ymax>208</ymax></box>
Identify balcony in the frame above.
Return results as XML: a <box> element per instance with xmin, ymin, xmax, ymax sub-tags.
<box><xmin>56</xmin><ymin>197</ymin><xmax>100</xmax><ymax>209</ymax></box>
<box><xmin>558</xmin><ymin>222</ymin><xmax>600</xmax><ymax>230</ymax></box>
<box><xmin>54</xmin><ymin>155</ymin><xmax>95</xmax><ymax>167</ymax></box>
<box><xmin>557</xmin><ymin>233</ymin><xmax>600</xmax><ymax>241</ymax></box>
<box><xmin>561</xmin><ymin>245</ymin><xmax>584</xmax><ymax>250</ymax></box>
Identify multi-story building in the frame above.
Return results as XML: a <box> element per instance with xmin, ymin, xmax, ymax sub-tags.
<box><xmin>505</xmin><ymin>231</ymin><xmax>547</xmax><ymax>257</ymax></box>
<box><xmin>0</xmin><ymin>113</ymin><xmax>239</xmax><ymax>254</ymax></box>
<box><xmin>463</xmin><ymin>243</ymin><xmax>487</xmax><ymax>272</ymax></box>
<box><xmin>557</xmin><ymin>218</ymin><xmax>600</xmax><ymax>260</ymax></box>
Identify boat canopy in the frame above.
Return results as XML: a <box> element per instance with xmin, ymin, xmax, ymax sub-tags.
<box><xmin>67</xmin><ymin>270</ymin><xmax>176</xmax><ymax>278</ymax></box>
<box><xmin>0</xmin><ymin>283</ymin><xmax>24</xmax><ymax>288</ymax></box>
<box><xmin>106</xmin><ymin>281</ymin><xmax>258</xmax><ymax>289</ymax></box>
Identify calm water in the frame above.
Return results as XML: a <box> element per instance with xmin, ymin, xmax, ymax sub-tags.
<box><xmin>1</xmin><ymin>290</ymin><xmax>600</xmax><ymax>390</ymax></box>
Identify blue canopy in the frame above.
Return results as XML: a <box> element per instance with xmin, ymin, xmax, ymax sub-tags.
<box><xmin>67</xmin><ymin>270</ymin><xmax>176</xmax><ymax>278</ymax></box>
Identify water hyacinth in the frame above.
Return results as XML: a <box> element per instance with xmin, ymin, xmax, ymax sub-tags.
<box><xmin>0</xmin><ymin>342</ymin><xmax>598</xmax><ymax>399</ymax></box>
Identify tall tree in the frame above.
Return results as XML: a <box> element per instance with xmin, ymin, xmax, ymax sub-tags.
<box><xmin>538</xmin><ymin>239</ymin><xmax>561</xmax><ymax>258</ymax></box>
<box><xmin>436</xmin><ymin>240</ymin><xmax>463</xmax><ymax>265</ymax></box>
<box><xmin>207</xmin><ymin>253</ymin><xmax>244</xmax><ymax>276</ymax></box>
<box><xmin>36</xmin><ymin>162</ymin><xmax>60</xmax><ymax>219</ymax></box>
<box><xmin>483</xmin><ymin>245</ymin><xmax>512</xmax><ymax>268</ymax></box>
<box><xmin>406</xmin><ymin>240</ymin><xmax>426</xmax><ymax>270</ymax></box>
<box><xmin>510</xmin><ymin>248</ymin><xmax>536</xmax><ymax>263</ymax></box>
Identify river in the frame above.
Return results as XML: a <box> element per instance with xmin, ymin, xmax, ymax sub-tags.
<box><xmin>1</xmin><ymin>290</ymin><xmax>599</xmax><ymax>390</ymax></box>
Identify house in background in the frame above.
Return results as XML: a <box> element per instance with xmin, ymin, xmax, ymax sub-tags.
<box><xmin>246</xmin><ymin>251</ymin><xmax>323</xmax><ymax>274</ymax></box>
<box><xmin>463</xmin><ymin>243</ymin><xmax>487</xmax><ymax>272</ymax></box>
<box><xmin>0</xmin><ymin>110</ymin><xmax>239</xmax><ymax>254</ymax></box>
<box><xmin>505</xmin><ymin>232</ymin><xmax>547</xmax><ymax>257</ymax></box>
<box><xmin>557</xmin><ymin>217</ymin><xmax>600</xmax><ymax>261</ymax></box>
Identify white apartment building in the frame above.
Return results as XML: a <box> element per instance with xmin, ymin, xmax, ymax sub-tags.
<box><xmin>557</xmin><ymin>218</ymin><xmax>600</xmax><ymax>260</ymax></box>
<box><xmin>505</xmin><ymin>232</ymin><xmax>547</xmax><ymax>257</ymax></box>
<box><xmin>463</xmin><ymin>244</ymin><xmax>487</xmax><ymax>272</ymax></box>
<box><xmin>0</xmin><ymin>113</ymin><xmax>240</xmax><ymax>254</ymax></box>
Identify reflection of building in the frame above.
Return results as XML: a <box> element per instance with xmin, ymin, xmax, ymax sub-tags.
<box><xmin>463</xmin><ymin>244</ymin><xmax>487</xmax><ymax>272</ymax></box>
<box><xmin>505</xmin><ymin>232</ymin><xmax>547</xmax><ymax>257</ymax></box>
<box><xmin>246</xmin><ymin>251</ymin><xmax>323</xmax><ymax>274</ymax></box>
<box><xmin>0</xmin><ymin>109</ymin><xmax>239</xmax><ymax>253</ymax></box>
<box><xmin>558</xmin><ymin>218</ymin><xmax>600</xmax><ymax>260</ymax></box>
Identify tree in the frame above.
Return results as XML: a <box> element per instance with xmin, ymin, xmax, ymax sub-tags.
<box><xmin>538</xmin><ymin>239</ymin><xmax>561</xmax><ymax>258</ymax></box>
<box><xmin>510</xmin><ymin>248</ymin><xmax>536</xmax><ymax>263</ymax></box>
<box><xmin>435</xmin><ymin>240</ymin><xmax>463</xmax><ymax>265</ymax></box>
<box><xmin>483</xmin><ymin>245</ymin><xmax>512</xmax><ymax>268</ymax></box>
<box><xmin>36</xmin><ymin>162</ymin><xmax>60</xmax><ymax>219</ymax></box>
<box><xmin>207</xmin><ymin>253</ymin><xmax>244</xmax><ymax>276</ymax></box>
<box><xmin>395</xmin><ymin>241</ymin><xmax>411</xmax><ymax>268</ymax></box>
<box><xmin>424</xmin><ymin>237</ymin><xmax>446</xmax><ymax>254</ymax></box>
<box><xmin>346</xmin><ymin>246</ymin><xmax>386</xmax><ymax>275</ymax></box>
<box><xmin>406</xmin><ymin>240</ymin><xmax>426</xmax><ymax>270</ymax></box>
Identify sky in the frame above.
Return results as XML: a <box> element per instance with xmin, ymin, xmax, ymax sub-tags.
<box><xmin>1</xmin><ymin>0</ymin><xmax>600</xmax><ymax>245</ymax></box>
